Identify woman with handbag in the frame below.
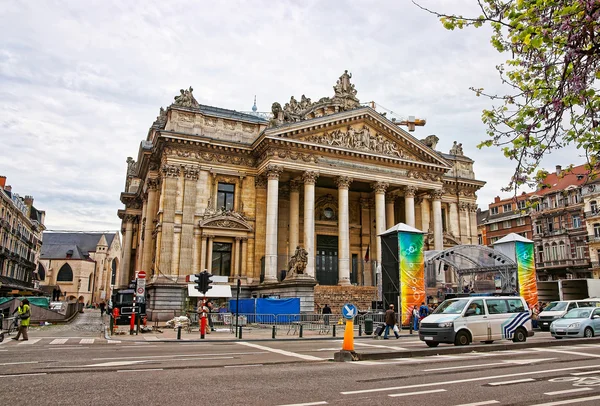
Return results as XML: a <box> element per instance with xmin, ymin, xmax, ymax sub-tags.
<box><xmin>12</xmin><ymin>299</ymin><xmax>31</xmax><ymax>341</ymax></box>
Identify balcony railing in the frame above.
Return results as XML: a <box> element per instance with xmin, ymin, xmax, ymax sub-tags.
<box><xmin>585</xmin><ymin>210</ymin><xmax>600</xmax><ymax>219</ymax></box>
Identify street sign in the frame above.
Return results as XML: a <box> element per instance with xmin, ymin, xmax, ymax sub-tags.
<box><xmin>137</xmin><ymin>270</ymin><xmax>146</xmax><ymax>279</ymax></box>
<box><xmin>342</xmin><ymin>303</ymin><xmax>357</xmax><ymax>320</ymax></box>
<box><xmin>136</xmin><ymin>278</ymin><xmax>146</xmax><ymax>303</ymax></box>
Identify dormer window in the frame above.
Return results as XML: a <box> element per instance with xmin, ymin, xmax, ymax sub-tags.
<box><xmin>66</xmin><ymin>249</ymin><xmax>73</xmax><ymax>259</ymax></box>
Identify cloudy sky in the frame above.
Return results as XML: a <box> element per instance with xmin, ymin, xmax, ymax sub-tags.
<box><xmin>0</xmin><ymin>0</ymin><xmax>583</xmax><ymax>232</ymax></box>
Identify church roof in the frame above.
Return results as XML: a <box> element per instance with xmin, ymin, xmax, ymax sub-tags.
<box><xmin>41</xmin><ymin>232</ymin><xmax>116</xmax><ymax>259</ymax></box>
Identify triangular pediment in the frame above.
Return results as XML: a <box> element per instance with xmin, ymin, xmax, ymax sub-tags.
<box><xmin>199</xmin><ymin>211</ymin><xmax>253</xmax><ymax>231</ymax></box>
<box><xmin>267</xmin><ymin>108</ymin><xmax>451</xmax><ymax>168</ymax></box>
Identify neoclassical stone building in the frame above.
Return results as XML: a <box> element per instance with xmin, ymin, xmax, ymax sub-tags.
<box><xmin>119</xmin><ymin>72</ymin><xmax>484</xmax><ymax>319</ymax></box>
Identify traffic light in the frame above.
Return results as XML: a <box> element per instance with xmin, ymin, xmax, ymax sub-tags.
<box><xmin>195</xmin><ymin>270</ymin><xmax>213</xmax><ymax>294</ymax></box>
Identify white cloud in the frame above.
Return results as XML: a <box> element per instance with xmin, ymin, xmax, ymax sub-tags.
<box><xmin>0</xmin><ymin>0</ymin><xmax>575</xmax><ymax>230</ymax></box>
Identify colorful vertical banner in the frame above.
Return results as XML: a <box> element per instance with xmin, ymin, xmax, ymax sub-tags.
<box><xmin>399</xmin><ymin>231</ymin><xmax>425</xmax><ymax>325</ymax></box>
<box><xmin>516</xmin><ymin>241</ymin><xmax>538</xmax><ymax>308</ymax></box>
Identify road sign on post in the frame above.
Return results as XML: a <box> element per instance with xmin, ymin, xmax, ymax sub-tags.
<box><xmin>136</xmin><ymin>278</ymin><xmax>146</xmax><ymax>304</ymax></box>
<box><xmin>137</xmin><ymin>270</ymin><xmax>146</xmax><ymax>279</ymax></box>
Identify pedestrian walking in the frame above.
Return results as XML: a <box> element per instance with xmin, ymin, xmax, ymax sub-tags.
<box><xmin>99</xmin><ymin>301</ymin><xmax>106</xmax><ymax>317</ymax></box>
<box><xmin>419</xmin><ymin>301</ymin><xmax>430</xmax><ymax>321</ymax></box>
<box><xmin>411</xmin><ymin>305</ymin><xmax>420</xmax><ymax>332</ymax></box>
<box><xmin>322</xmin><ymin>303</ymin><xmax>332</xmax><ymax>326</ymax></box>
<box><xmin>12</xmin><ymin>299</ymin><xmax>31</xmax><ymax>341</ymax></box>
<box><xmin>383</xmin><ymin>304</ymin><xmax>400</xmax><ymax>339</ymax></box>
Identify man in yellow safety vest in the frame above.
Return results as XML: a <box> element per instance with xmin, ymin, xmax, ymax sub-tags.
<box><xmin>12</xmin><ymin>299</ymin><xmax>31</xmax><ymax>341</ymax></box>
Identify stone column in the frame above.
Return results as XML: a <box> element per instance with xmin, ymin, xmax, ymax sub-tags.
<box><xmin>336</xmin><ymin>176</ymin><xmax>352</xmax><ymax>286</ymax></box>
<box><xmin>469</xmin><ymin>204</ymin><xmax>478</xmax><ymax>244</ymax></box>
<box><xmin>136</xmin><ymin>202</ymin><xmax>147</xmax><ymax>273</ymax></box>
<box><xmin>119</xmin><ymin>215</ymin><xmax>135</xmax><ymax>287</ymax></box>
<box><xmin>206</xmin><ymin>235</ymin><xmax>214</xmax><ymax>272</ymax></box>
<box><xmin>449</xmin><ymin>201</ymin><xmax>460</xmax><ymax>238</ymax></box>
<box><xmin>421</xmin><ymin>196</ymin><xmax>431</xmax><ymax>233</ymax></box>
<box><xmin>372</xmin><ymin>182</ymin><xmax>389</xmax><ymax>264</ymax></box>
<box><xmin>431</xmin><ymin>189</ymin><xmax>444</xmax><ymax>251</ymax></box>
<box><xmin>200</xmin><ymin>236</ymin><xmax>207</xmax><ymax>271</ymax></box>
<box><xmin>288</xmin><ymin>180</ymin><xmax>300</xmax><ymax>256</ymax></box>
<box><xmin>193</xmin><ymin>228</ymin><xmax>201</xmax><ymax>274</ymax></box>
<box><xmin>234</xmin><ymin>237</ymin><xmax>242</xmax><ymax>277</ymax></box>
<box><xmin>303</xmin><ymin>171</ymin><xmax>319</xmax><ymax>278</ymax></box>
<box><xmin>405</xmin><ymin>186</ymin><xmax>417</xmax><ymax>228</ymax></box>
<box><xmin>264</xmin><ymin>165</ymin><xmax>283</xmax><ymax>283</ymax></box>
<box><xmin>241</xmin><ymin>238</ymin><xmax>248</xmax><ymax>278</ymax></box>
<box><xmin>385</xmin><ymin>196</ymin><xmax>395</xmax><ymax>229</ymax></box>
<box><xmin>142</xmin><ymin>178</ymin><xmax>158</xmax><ymax>275</ymax></box>
<box><xmin>171</xmin><ymin>168</ymin><xmax>185</xmax><ymax>276</ymax></box>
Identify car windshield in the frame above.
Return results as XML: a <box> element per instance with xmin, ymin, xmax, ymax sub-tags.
<box><xmin>434</xmin><ymin>299</ymin><xmax>469</xmax><ymax>314</ymax></box>
<box><xmin>563</xmin><ymin>309</ymin><xmax>591</xmax><ymax>319</ymax></box>
<box><xmin>544</xmin><ymin>301</ymin><xmax>567</xmax><ymax>311</ymax></box>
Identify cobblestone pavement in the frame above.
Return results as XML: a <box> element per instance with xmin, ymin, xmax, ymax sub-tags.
<box><xmin>28</xmin><ymin>308</ymin><xmax>105</xmax><ymax>337</ymax></box>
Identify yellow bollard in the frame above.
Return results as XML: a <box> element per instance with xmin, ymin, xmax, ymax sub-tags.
<box><xmin>341</xmin><ymin>319</ymin><xmax>354</xmax><ymax>351</ymax></box>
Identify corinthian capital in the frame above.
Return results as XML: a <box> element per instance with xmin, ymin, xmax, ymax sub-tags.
<box><xmin>265</xmin><ymin>165</ymin><xmax>283</xmax><ymax>180</ymax></box>
<box><xmin>429</xmin><ymin>189</ymin><xmax>443</xmax><ymax>200</ymax></box>
<box><xmin>335</xmin><ymin>176</ymin><xmax>353</xmax><ymax>189</ymax></box>
<box><xmin>405</xmin><ymin>186</ymin><xmax>418</xmax><ymax>198</ymax></box>
<box><xmin>302</xmin><ymin>171</ymin><xmax>319</xmax><ymax>185</ymax></box>
<box><xmin>161</xmin><ymin>164</ymin><xmax>180</xmax><ymax>178</ymax></box>
<box><xmin>289</xmin><ymin>180</ymin><xmax>301</xmax><ymax>192</ymax></box>
<box><xmin>371</xmin><ymin>182</ymin><xmax>389</xmax><ymax>194</ymax></box>
<box><xmin>255</xmin><ymin>175</ymin><xmax>267</xmax><ymax>189</ymax></box>
<box><xmin>146</xmin><ymin>178</ymin><xmax>160</xmax><ymax>190</ymax></box>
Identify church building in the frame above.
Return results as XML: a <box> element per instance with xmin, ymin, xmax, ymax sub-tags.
<box><xmin>118</xmin><ymin>72</ymin><xmax>484</xmax><ymax>319</ymax></box>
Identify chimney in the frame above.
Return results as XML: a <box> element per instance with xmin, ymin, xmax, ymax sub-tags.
<box><xmin>4</xmin><ymin>185</ymin><xmax>11</xmax><ymax>192</ymax></box>
<box><xmin>24</xmin><ymin>195</ymin><xmax>34</xmax><ymax>207</ymax></box>
<box><xmin>0</xmin><ymin>176</ymin><xmax>5</xmax><ymax>189</ymax></box>
<box><xmin>494</xmin><ymin>196</ymin><xmax>500</xmax><ymax>203</ymax></box>
<box><xmin>556</xmin><ymin>165</ymin><xmax>562</xmax><ymax>175</ymax></box>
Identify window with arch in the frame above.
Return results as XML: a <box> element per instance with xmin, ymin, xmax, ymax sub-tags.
<box><xmin>558</xmin><ymin>241</ymin><xmax>566</xmax><ymax>260</ymax></box>
<box><xmin>595</xmin><ymin>224</ymin><xmax>600</xmax><ymax>239</ymax></box>
<box><xmin>57</xmin><ymin>264</ymin><xmax>73</xmax><ymax>282</ymax></box>
<box><xmin>551</xmin><ymin>243</ymin><xmax>558</xmax><ymax>261</ymax></box>
<box><xmin>37</xmin><ymin>263</ymin><xmax>45</xmax><ymax>281</ymax></box>
<box><xmin>591</xmin><ymin>201</ymin><xmax>598</xmax><ymax>214</ymax></box>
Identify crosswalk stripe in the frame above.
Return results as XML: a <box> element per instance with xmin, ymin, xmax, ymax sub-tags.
<box><xmin>18</xmin><ymin>338</ymin><xmax>41</xmax><ymax>345</ymax></box>
<box><xmin>108</xmin><ymin>340</ymin><xmax>121</xmax><ymax>344</ymax></box>
<box><xmin>143</xmin><ymin>336</ymin><xmax>160</xmax><ymax>341</ymax></box>
<box><xmin>49</xmin><ymin>339</ymin><xmax>69</xmax><ymax>345</ymax></box>
<box><xmin>79</xmin><ymin>339</ymin><xmax>95</xmax><ymax>344</ymax></box>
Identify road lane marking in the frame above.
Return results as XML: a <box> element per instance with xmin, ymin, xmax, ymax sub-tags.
<box><xmin>341</xmin><ymin>364</ymin><xmax>600</xmax><ymax>395</ymax></box>
<box><xmin>93</xmin><ymin>352</ymin><xmax>266</xmax><ymax>361</ymax></box>
<box><xmin>488</xmin><ymin>378</ymin><xmax>536</xmax><ymax>386</ymax></box>
<box><xmin>545</xmin><ymin>388</ymin><xmax>593</xmax><ymax>395</ymax></box>
<box><xmin>224</xmin><ymin>364</ymin><xmax>263</xmax><ymax>368</ymax></box>
<box><xmin>424</xmin><ymin>362</ymin><xmax>507</xmax><ymax>371</ymax></box>
<box><xmin>79</xmin><ymin>339</ymin><xmax>94</xmax><ymax>344</ymax></box>
<box><xmin>237</xmin><ymin>342</ymin><xmax>323</xmax><ymax>361</ymax></box>
<box><xmin>389</xmin><ymin>389</ymin><xmax>446</xmax><ymax>397</ymax></box>
<box><xmin>144</xmin><ymin>336</ymin><xmax>160</xmax><ymax>341</ymax></box>
<box><xmin>49</xmin><ymin>339</ymin><xmax>68</xmax><ymax>345</ymax></box>
<box><xmin>529</xmin><ymin>394</ymin><xmax>600</xmax><ymax>405</ymax></box>
<box><xmin>117</xmin><ymin>368</ymin><xmax>163</xmax><ymax>373</ymax></box>
<box><xmin>46</xmin><ymin>347</ymin><xmax>89</xmax><ymax>350</ymax></box>
<box><xmin>0</xmin><ymin>373</ymin><xmax>47</xmax><ymax>378</ymax></box>
<box><xmin>571</xmin><ymin>370</ymin><xmax>600</xmax><ymax>376</ymax></box>
<box><xmin>353</xmin><ymin>342</ymin><xmax>407</xmax><ymax>350</ymax></box>
<box><xmin>532</xmin><ymin>348</ymin><xmax>600</xmax><ymax>358</ymax></box>
<box><xmin>0</xmin><ymin>361</ymin><xmax>39</xmax><ymax>366</ymax></box>
<box><xmin>451</xmin><ymin>402</ymin><xmax>499</xmax><ymax>406</ymax></box>
<box><xmin>107</xmin><ymin>340</ymin><xmax>121</xmax><ymax>344</ymax></box>
<box><xmin>85</xmin><ymin>360</ymin><xmax>149</xmax><ymax>367</ymax></box>
<box><xmin>275</xmin><ymin>402</ymin><xmax>327</xmax><ymax>406</ymax></box>
<box><xmin>17</xmin><ymin>339</ymin><xmax>41</xmax><ymax>345</ymax></box>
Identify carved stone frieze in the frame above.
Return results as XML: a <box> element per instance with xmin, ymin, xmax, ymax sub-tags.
<box><xmin>172</xmin><ymin>87</ymin><xmax>200</xmax><ymax>108</ymax></box>
<box><xmin>371</xmin><ymin>182</ymin><xmax>389</xmax><ymax>194</ymax></box>
<box><xmin>304</xmin><ymin>125</ymin><xmax>412</xmax><ymax>159</ymax></box>
<box><xmin>223</xmin><ymin>120</ymin><xmax>236</xmax><ymax>130</ymax></box>
<box><xmin>179</xmin><ymin>112</ymin><xmax>195</xmax><ymax>125</ymax></box>
<box><xmin>164</xmin><ymin>148</ymin><xmax>255</xmax><ymax>166</ymax></box>
<box><xmin>242</xmin><ymin>123</ymin><xmax>254</xmax><ymax>133</ymax></box>
<box><xmin>407</xmin><ymin>170</ymin><xmax>442</xmax><ymax>182</ymax></box>
<box><xmin>335</xmin><ymin>176</ymin><xmax>353</xmax><ymax>189</ymax></box>
<box><xmin>199</xmin><ymin>210</ymin><xmax>253</xmax><ymax>231</ymax></box>
<box><xmin>302</xmin><ymin>171</ymin><xmax>319</xmax><ymax>185</ymax></box>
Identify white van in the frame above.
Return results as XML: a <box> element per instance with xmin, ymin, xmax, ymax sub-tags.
<box><xmin>419</xmin><ymin>296</ymin><xmax>534</xmax><ymax>347</ymax></box>
<box><xmin>538</xmin><ymin>299</ymin><xmax>600</xmax><ymax>331</ymax></box>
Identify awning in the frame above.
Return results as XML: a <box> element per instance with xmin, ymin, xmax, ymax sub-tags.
<box><xmin>187</xmin><ymin>284</ymin><xmax>232</xmax><ymax>298</ymax></box>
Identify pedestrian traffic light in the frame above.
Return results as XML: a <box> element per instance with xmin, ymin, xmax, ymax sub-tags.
<box><xmin>195</xmin><ymin>270</ymin><xmax>213</xmax><ymax>294</ymax></box>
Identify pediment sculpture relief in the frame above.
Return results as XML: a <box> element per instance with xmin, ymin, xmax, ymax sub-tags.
<box><xmin>200</xmin><ymin>209</ymin><xmax>253</xmax><ymax>231</ymax></box>
<box><xmin>303</xmin><ymin>125</ymin><xmax>414</xmax><ymax>160</ymax></box>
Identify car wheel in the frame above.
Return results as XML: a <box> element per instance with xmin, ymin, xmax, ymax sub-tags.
<box><xmin>454</xmin><ymin>330</ymin><xmax>470</xmax><ymax>346</ymax></box>
<box><xmin>426</xmin><ymin>342</ymin><xmax>439</xmax><ymax>348</ymax></box>
<box><xmin>483</xmin><ymin>340</ymin><xmax>494</xmax><ymax>344</ymax></box>
<box><xmin>512</xmin><ymin>327</ymin><xmax>527</xmax><ymax>343</ymax></box>
<box><xmin>584</xmin><ymin>327</ymin><xmax>594</xmax><ymax>338</ymax></box>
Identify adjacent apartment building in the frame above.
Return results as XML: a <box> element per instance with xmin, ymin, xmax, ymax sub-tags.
<box><xmin>0</xmin><ymin>176</ymin><xmax>46</xmax><ymax>296</ymax></box>
<box><xmin>478</xmin><ymin>193</ymin><xmax>533</xmax><ymax>246</ymax></box>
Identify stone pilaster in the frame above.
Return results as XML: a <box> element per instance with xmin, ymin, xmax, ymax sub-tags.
<box><xmin>264</xmin><ymin>165</ymin><xmax>283</xmax><ymax>283</ymax></box>
<box><xmin>336</xmin><ymin>176</ymin><xmax>352</xmax><ymax>286</ymax></box>
<box><xmin>420</xmin><ymin>196</ymin><xmax>431</xmax><ymax>233</ymax></box>
<box><xmin>372</xmin><ymin>182</ymin><xmax>388</xmax><ymax>264</ymax></box>
<box><xmin>142</xmin><ymin>178</ymin><xmax>159</xmax><ymax>275</ymax></box>
<box><xmin>289</xmin><ymin>180</ymin><xmax>300</xmax><ymax>257</ymax></box>
<box><xmin>430</xmin><ymin>189</ymin><xmax>444</xmax><ymax>251</ymax></box>
<box><xmin>303</xmin><ymin>171</ymin><xmax>319</xmax><ymax>278</ymax></box>
<box><xmin>120</xmin><ymin>215</ymin><xmax>136</xmax><ymax>287</ymax></box>
<box><xmin>459</xmin><ymin>202</ymin><xmax>470</xmax><ymax>244</ymax></box>
<box><xmin>193</xmin><ymin>228</ymin><xmax>201</xmax><ymax>274</ymax></box>
<box><xmin>449</xmin><ymin>201</ymin><xmax>460</xmax><ymax>238</ymax></box>
<box><xmin>205</xmin><ymin>235</ymin><xmax>214</xmax><ymax>272</ymax></box>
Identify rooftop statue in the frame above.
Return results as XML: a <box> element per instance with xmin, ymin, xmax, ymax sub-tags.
<box><xmin>173</xmin><ymin>86</ymin><xmax>200</xmax><ymax>108</ymax></box>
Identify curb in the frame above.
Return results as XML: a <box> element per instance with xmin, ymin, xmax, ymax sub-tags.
<box><xmin>356</xmin><ymin>336</ymin><xmax>600</xmax><ymax>360</ymax></box>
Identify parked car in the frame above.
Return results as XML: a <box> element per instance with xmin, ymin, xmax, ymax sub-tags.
<box><xmin>538</xmin><ymin>299</ymin><xmax>600</xmax><ymax>331</ymax></box>
<box><xmin>550</xmin><ymin>307</ymin><xmax>600</xmax><ymax>339</ymax></box>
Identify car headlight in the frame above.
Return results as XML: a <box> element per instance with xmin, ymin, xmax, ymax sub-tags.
<box><xmin>568</xmin><ymin>323</ymin><xmax>581</xmax><ymax>329</ymax></box>
<box><xmin>438</xmin><ymin>322</ymin><xmax>453</xmax><ymax>328</ymax></box>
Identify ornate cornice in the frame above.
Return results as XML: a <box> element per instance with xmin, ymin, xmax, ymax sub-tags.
<box><xmin>371</xmin><ymin>182</ymin><xmax>389</xmax><ymax>194</ymax></box>
<box><xmin>335</xmin><ymin>176</ymin><xmax>353</xmax><ymax>189</ymax></box>
<box><xmin>164</xmin><ymin>147</ymin><xmax>255</xmax><ymax>167</ymax></box>
<box><xmin>302</xmin><ymin>171</ymin><xmax>319</xmax><ymax>185</ymax></box>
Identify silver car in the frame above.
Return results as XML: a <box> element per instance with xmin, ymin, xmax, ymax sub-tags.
<box><xmin>550</xmin><ymin>307</ymin><xmax>600</xmax><ymax>339</ymax></box>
